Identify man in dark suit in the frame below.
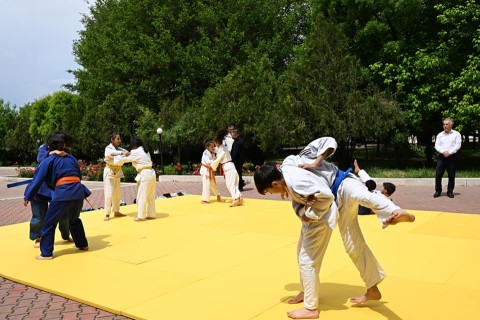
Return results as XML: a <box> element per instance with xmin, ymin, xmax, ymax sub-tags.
<box><xmin>231</xmin><ymin>129</ymin><xmax>246</xmax><ymax>191</ymax></box>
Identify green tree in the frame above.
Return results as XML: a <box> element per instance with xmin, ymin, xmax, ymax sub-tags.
<box><xmin>0</xmin><ymin>99</ymin><xmax>19</xmax><ymax>164</ymax></box>
<box><xmin>5</xmin><ymin>104</ymin><xmax>37</xmax><ymax>163</ymax></box>
<box><xmin>198</xmin><ymin>55</ymin><xmax>282</xmax><ymax>161</ymax></box>
<box><xmin>72</xmin><ymin>0</ymin><xmax>308</xmax><ymax>160</ymax></box>
<box><xmin>281</xmin><ymin>13</ymin><xmax>404</xmax><ymax>165</ymax></box>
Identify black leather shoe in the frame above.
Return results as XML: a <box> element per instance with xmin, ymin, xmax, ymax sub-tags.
<box><xmin>447</xmin><ymin>192</ymin><xmax>454</xmax><ymax>198</ymax></box>
<box><xmin>433</xmin><ymin>192</ymin><xmax>441</xmax><ymax>198</ymax></box>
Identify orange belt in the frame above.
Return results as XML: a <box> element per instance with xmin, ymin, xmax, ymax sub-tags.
<box><xmin>202</xmin><ymin>164</ymin><xmax>217</xmax><ymax>187</ymax></box>
<box><xmin>56</xmin><ymin>176</ymin><xmax>81</xmax><ymax>186</ymax></box>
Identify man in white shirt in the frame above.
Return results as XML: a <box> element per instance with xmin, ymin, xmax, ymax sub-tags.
<box><xmin>434</xmin><ymin>118</ymin><xmax>462</xmax><ymax>198</ymax></box>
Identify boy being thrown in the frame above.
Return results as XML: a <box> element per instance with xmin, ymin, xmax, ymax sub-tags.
<box><xmin>254</xmin><ymin>137</ymin><xmax>414</xmax><ymax>319</ymax></box>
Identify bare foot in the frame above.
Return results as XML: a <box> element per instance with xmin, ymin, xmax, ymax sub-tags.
<box><xmin>201</xmin><ymin>201</ymin><xmax>210</xmax><ymax>204</ymax></box>
<box><xmin>217</xmin><ymin>196</ymin><xmax>225</xmax><ymax>202</ymax></box>
<box><xmin>383</xmin><ymin>209</ymin><xmax>415</xmax><ymax>227</ymax></box>
<box><xmin>239</xmin><ymin>196</ymin><xmax>244</xmax><ymax>205</ymax></box>
<box><xmin>350</xmin><ymin>285</ymin><xmax>381</xmax><ymax>304</ymax></box>
<box><xmin>114</xmin><ymin>212</ymin><xmax>126</xmax><ymax>217</ymax></box>
<box><xmin>104</xmin><ymin>215</ymin><xmax>110</xmax><ymax>221</ymax></box>
<box><xmin>230</xmin><ymin>198</ymin><xmax>241</xmax><ymax>207</ymax></box>
<box><xmin>288</xmin><ymin>291</ymin><xmax>304</xmax><ymax>304</ymax></box>
<box><xmin>79</xmin><ymin>246</ymin><xmax>89</xmax><ymax>251</ymax></box>
<box><xmin>64</xmin><ymin>237</ymin><xmax>74</xmax><ymax>243</ymax></box>
<box><xmin>36</xmin><ymin>255</ymin><xmax>53</xmax><ymax>260</ymax></box>
<box><xmin>134</xmin><ymin>217</ymin><xmax>146</xmax><ymax>222</ymax></box>
<box><xmin>287</xmin><ymin>308</ymin><xmax>319</xmax><ymax>319</ymax></box>
<box><xmin>33</xmin><ymin>238</ymin><xmax>41</xmax><ymax>248</ymax></box>
<box><xmin>353</xmin><ymin>159</ymin><xmax>360</xmax><ymax>174</ymax></box>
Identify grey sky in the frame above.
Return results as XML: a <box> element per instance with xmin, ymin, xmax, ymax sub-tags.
<box><xmin>0</xmin><ymin>0</ymin><xmax>90</xmax><ymax>107</ymax></box>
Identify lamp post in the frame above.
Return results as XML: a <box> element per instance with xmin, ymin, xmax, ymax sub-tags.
<box><xmin>156</xmin><ymin>128</ymin><xmax>164</xmax><ymax>175</ymax></box>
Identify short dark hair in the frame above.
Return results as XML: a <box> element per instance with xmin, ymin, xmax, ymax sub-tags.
<box><xmin>365</xmin><ymin>180</ymin><xmax>377</xmax><ymax>192</ymax></box>
<box><xmin>47</xmin><ymin>133</ymin><xmax>66</xmax><ymax>151</ymax></box>
<box><xmin>130</xmin><ymin>136</ymin><xmax>148</xmax><ymax>153</ymax></box>
<box><xmin>254</xmin><ymin>164</ymin><xmax>283</xmax><ymax>195</ymax></box>
<box><xmin>382</xmin><ymin>182</ymin><xmax>396</xmax><ymax>196</ymax></box>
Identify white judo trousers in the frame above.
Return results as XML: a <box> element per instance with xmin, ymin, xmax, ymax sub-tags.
<box><xmin>201</xmin><ymin>174</ymin><xmax>219</xmax><ymax>201</ymax></box>
<box><xmin>223</xmin><ymin>162</ymin><xmax>241</xmax><ymax>200</ymax></box>
<box><xmin>297</xmin><ymin>220</ymin><xmax>332</xmax><ymax>309</ymax></box>
<box><xmin>135</xmin><ymin>169</ymin><xmax>157</xmax><ymax>219</ymax></box>
<box><xmin>336</xmin><ymin>177</ymin><xmax>399</xmax><ymax>288</ymax></box>
<box><xmin>211</xmin><ymin>145</ymin><xmax>242</xmax><ymax>200</ymax></box>
<box><xmin>103</xmin><ymin>168</ymin><xmax>122</xmax><ymax>215</ymax></box>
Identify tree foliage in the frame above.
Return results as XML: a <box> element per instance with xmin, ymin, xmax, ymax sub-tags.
<box><xmin>0</xmin><ymin>0</ymin><xmax>478</xmax><ymax>166</ymax></box>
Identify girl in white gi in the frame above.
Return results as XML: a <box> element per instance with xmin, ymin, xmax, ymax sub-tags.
<box><xmin>112</xmin><ymin>136</ymin><xmax>157</xmax><ymax>221</ymax></box>
<box><xmin>103</xmin><ymin>130</ymin><xmax>130</xmax><ymax>221</ymax></box>
<box><xmin>211</xmin><ymin>128</ymin><xmax>243</xmax><ymax>207</ymax></box>
<box><xmin>200</xmin><ymin>140</ymin><xmax>224</xmax><ymax>204</ymax></box>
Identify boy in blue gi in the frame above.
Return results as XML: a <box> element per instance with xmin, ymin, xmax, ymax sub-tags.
<box><xmin>24</xmin><ymin>133</ymin><xmax>90</xmax><ymax>260</ymax></box>
<box><xmin>26</xmin><ymin>143</ymin><xmax>71</xmax><ymax>248</ymax></box>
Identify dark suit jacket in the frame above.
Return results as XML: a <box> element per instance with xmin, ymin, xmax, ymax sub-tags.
<box><xmin>231</xmin><ymin>136</ymin><xmax>245</xmax><ymax>166</ymax></box>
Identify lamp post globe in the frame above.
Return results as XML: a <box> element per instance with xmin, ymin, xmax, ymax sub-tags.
<box><xmin>156</xmin><ymin>128</ymin><xmax>163</xmax><ymax>135</ymax></box>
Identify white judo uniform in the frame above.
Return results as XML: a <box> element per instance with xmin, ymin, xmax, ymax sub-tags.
<box><xmin>114</xmin><ymin>146</ymin><xmax>156</xmax><ymax>219</ymax></box>
<box><xmin>103</xmin><ymin>143</ymin><xmax>127</xmax><ymax>216</ymax></box>
<box><xmin>285</xmin><ymin>137</ymin><xmax>401</xmax><ymax>309</ymax></box>
<box><xmin>211</xmin><ymin>145</ymin><xmax>242</xmax><ymax>200</ymax></box>
<box><xmin>200</xmin><ymin>149</ymin><xmax>220</xmax><ymax>202</ymax></box>
<box><xmin>280</xmin><ymin>161</ymin><xmax>337</xmax><ymax>310</ymax></box>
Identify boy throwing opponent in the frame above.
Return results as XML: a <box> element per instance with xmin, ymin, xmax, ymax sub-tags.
<box><xmin>254</xmin><ymin>137</ymin><xmax>414</xmax><ymax>319</ymax></box>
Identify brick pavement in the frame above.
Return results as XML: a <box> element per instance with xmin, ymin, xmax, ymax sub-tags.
<box><xmin>1</xmin><ymin>168</ymin><xmax>479</xmax><ymax>319</ymax></box>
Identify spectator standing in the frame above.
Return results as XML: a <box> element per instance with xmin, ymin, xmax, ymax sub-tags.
<box><xmin>434</xmin><ymin>118</ymin><xmax>462</xmax><ymax>198</ymax></box>
<box><xmin>231</xmin><ymin>129</ymin><xmax>246</xmax><ymax>191</ymax></box>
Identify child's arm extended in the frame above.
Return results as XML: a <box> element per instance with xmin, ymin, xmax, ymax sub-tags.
<box><xmin>299</xmin><ymin>147</ymin><xmax>334</xmax><ymax>170</ymax></box>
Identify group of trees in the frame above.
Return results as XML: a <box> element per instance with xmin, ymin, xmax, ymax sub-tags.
<box><xmin>1</xmin><ymin>0</ymin><xmax>479</xmax><ymax>167</ymax></box>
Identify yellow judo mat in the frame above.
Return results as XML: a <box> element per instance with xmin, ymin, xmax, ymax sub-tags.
<box><xmin>1</xmin><ymin>195</ymin><xmax>480</xmax><ymax>319</ymax></box>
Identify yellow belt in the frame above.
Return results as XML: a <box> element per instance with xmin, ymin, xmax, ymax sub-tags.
<box><xmin>137</xmin><ymin>166</ymin><xmax>152</xmax><ymax>173</ymax></box>
<box><xmin>106</xmin><ymin>164</ymin><xmax>123</xmax><ymax>170</ymax></box>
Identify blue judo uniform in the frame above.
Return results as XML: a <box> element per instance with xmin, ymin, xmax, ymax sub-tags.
<box><xmin>24</xmin><ymin>153</ymin><xmax>90</xmax><ymax>257</ymax></box>
<box><xmin>25</xmin><ymin>144</ymin><xmax>70</xmax><ymax>241</ymax></box>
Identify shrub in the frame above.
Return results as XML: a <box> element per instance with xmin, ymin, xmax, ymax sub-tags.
<box><xmin>17</xmin><ymin>167</ymin><xmax>35</xmax><ymax>178</ymax></box>
<box><xmin>79</xmin><ymin>161</ymin><xmax>104</xmax><ymax>181</ymax></box>
<box><xmin>122</xmin><ymin>165</ymin><xmax>137</xmax><ymax>182</ymax></box>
